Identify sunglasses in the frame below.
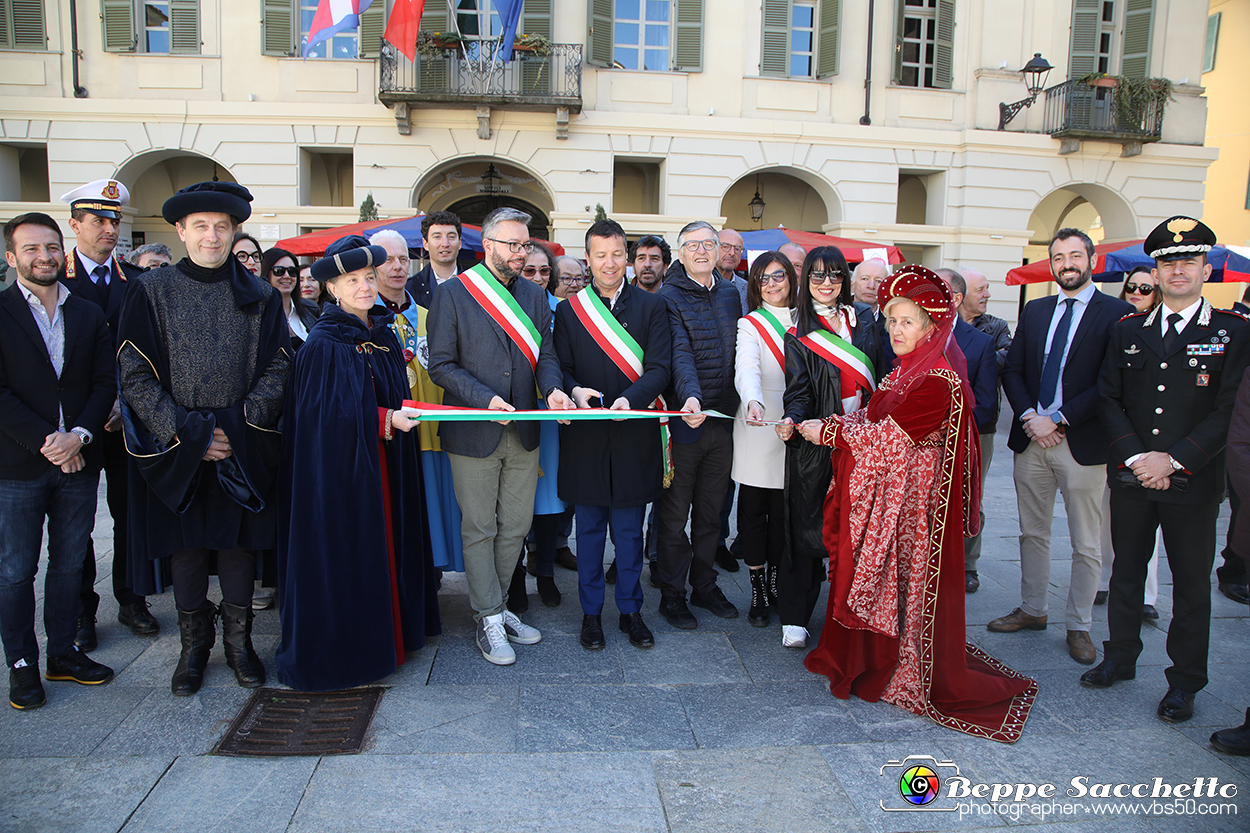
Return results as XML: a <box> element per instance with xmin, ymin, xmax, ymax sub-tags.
<box><xmin>521</xmin><ymin>265</ymin><xmax>552</xmax><ymax>277</ymax></box>
<box><xmin>269</xmin><ymin>266</ymin><xmax>300</xmax><ymax>277</ymax></box>
<box><xmin>1124</xmin><ymin>282</ymin><xmax>1155</xmax><ymax>295</ymax></box>
<box><xmin>756</xmin><ymin>270</ymin><xmax>789</xmax><ymax>285</ymax></box>
<box><xmin>808</xmin><ymin>271</ymin><xmax>844</xmax><ymax>284</ymax></box>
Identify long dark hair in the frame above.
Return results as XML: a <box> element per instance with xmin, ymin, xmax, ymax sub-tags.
<box><xmin>261</xmin><ymin>247</ymin><xmax>297</xmax><ymax>279</ymax></box>
<box><xmin>745</xmin><ymin>251</ymin><xmax>796</xmax><ymax>311</ymax></box>
<box><xmin>794</xmin><ymin>246</ymin><xmax>853</xmax><ymax>337</ymax></box>
<box><xmin>1119</xmin><ymin>265</ymin><xmax>1159</xmax><ymax>310</ymax></box>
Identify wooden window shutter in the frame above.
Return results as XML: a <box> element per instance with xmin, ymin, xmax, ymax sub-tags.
<box><xmin>586</xmin><ymin>0</ymin><xmax>612</xmax><ymax>67</ymax></box>
<box><xmin>760</xmin><ymin>0</ymin><xmax>790</xmax><ymax>77</ymax></box>
<box><xmin>815</xmin><ymin>0</ymin><xmax>840</xmax><ymax>78</ymax></box>
<box><xmin>521</xmin><ymin>0</ymin><xmax>551</xmax><ymax>37</ymax></box>
<box><xmin>1121</xmin><ymin>0</ymin><xmax>1154</xmax><ymax>78</ymax></box>
<box><xmin>169</xmin><ymin>0</ymin><xmax>200</xmax><ymax>54</ymax></box>
<box><xmin>418</xmin><ymin>0</ymin><xmax>449</xmax><ymax>88</ymax></box>
<box><xmin>1203</xmin><ymin>12</ymin><xmax>1220</xmax><ymax>74</ymax></box>
<box><xmin>931</xmin><ymin>0</ymin><xmax>953</xmax><ymax>89</ymax></box>
<box><xmin>358</xmin><ymin>0</ymin><xmax>385</xmax><ymax>58</ymax></box>
<box><xmin>520</xmin><ymin>0</ymin><xmax>552</xmax><ymax>93</ymax></box>
<box><xmin>1067</xmin><ymin>0</ymin><xmax>1099</xmax><ymax>78</ymax></box>
<box><xmin>673</xmin><ymin>0</ymin><xmax>702</xmax><ymax>71</ymax></box>
<box><xmin>4</xmin><ymin>0</ymin><xmax>46</xmax><ymax>48</ymax></box>
<box><xmin>101</xmin><ymin>0</ymin><xmax>135</xmax><ymax>52</ymax></box>
<box><xmin>891</xmin><ymin>0</ymin><xmax>904</xmax><ymax>83</ymax></box>
<box><xmin>262</xmin><ymin>0</ymin><xmax>295</xmax><ymax>56</ymax></box>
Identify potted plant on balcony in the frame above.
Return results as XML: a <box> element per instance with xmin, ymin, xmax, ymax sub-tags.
<box><xmin>415</xmin><ymin>31</ymin><xmax>467</xmax><ymax>57</ymax></box>
<box><xmin>1077</xmin><ymin>73</ymin><xmax>1174</xmax><ymax>132</ymax></box>
<box><xmin>511</xmin><ymin>33</ymin><xmax>553</xmax><ymax>56</ymax></box>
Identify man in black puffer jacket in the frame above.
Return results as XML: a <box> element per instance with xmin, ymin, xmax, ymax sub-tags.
<box><xmin>654</xmin><ymin>221</ymin><xmax>743</xmax><ymax>628</ymax></box>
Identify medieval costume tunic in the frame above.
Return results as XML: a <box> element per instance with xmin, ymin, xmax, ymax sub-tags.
<box><xmin>275</xmin><ymin>302</ymin><xmax>441</xmax><ymax>692</ymax></box>
<box><xmin>803</xmin><ymin>274</ymin><xmax>1036</xmax><ymax>743</ymax></box>
<box><xmin>117</xmin><ymin>257</ymin><xmax>291</xmax><ymax>595</ymax></box>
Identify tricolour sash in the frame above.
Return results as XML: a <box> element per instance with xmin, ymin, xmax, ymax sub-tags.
<box><xmin>799</xmin><ymin>328</ymin><xmax>876</xmax><ymax>398</ymax></box>
<box><xmin>744</xmin><ymin>308</ymin><xmax>790</xmax><ymax>371</ymax></box>
<box><xmin>568</xmin><ymin>286</ymin><xmax>674</xmax><ymax>486</ymax></box>
<box><xmin>457</xmin><ymin>263</ymin><xmax>542</xmax><ymax>370</ymax></box>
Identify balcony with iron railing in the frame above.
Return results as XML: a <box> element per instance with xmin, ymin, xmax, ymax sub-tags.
<box><xmin>1042</xmin><ymin>77</ymin><xmax>1168</xmax><ymax>154</ymax></box>
<box><xmin>379</xmin><ymin>39</ymin><xmax>582</xmax><ymax>138</ymax></box>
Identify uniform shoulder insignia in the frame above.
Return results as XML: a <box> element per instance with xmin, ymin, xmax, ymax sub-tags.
<box><xmin>1221</xmin><ymin>309</ymin><xmax>1249</xmax><ymax>321</ymax></box>
<box><xmin>1118</xmin><ymin>310</ymin><xmax>1148</xmax><ymax>323</ymax></box>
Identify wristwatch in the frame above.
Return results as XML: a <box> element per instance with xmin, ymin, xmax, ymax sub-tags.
<box><xmin>70</xmin><ymin>427</ymin><xmax>92</xmax><ymax>446</ymax></box>
<box><xmin>1167</xmin><ymin>455</ymin><xmax>1184</xmax><ymax>472</ymax></box>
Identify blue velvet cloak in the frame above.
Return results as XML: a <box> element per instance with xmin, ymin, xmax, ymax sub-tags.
<box><xmin>275</xmin><ymin>303</ymin><xmax>441</xmax><ymax>692</ymax></box>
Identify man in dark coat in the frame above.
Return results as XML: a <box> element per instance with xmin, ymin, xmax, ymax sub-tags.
<box><xmin>1082</xmin><ymin>216</ymin><xmax>1250</xmax><ymax>726</ymax></box>
<box><xmin>1</xmin><ymin>212</ymin><xmax>116</xmax><ymax>709</ymax></box>
<box><xmin>654</xmin><ymin>221</ymin><xmax>742</xmax><ymax>629</ymax></box>
<box><xmin>541</xmin><ymin>219</ymin><xmax>671</xmax><ymax>651</ymax></box>
<box><xmin>57</xmin><ymin>179</ymin><xmax>156</xmax><ymax>649</ymax></box>
<box><xmin>118</xmin><ymin>181</ymin><xmax>290</xmax><ymax>697</ymax></box>
<box><xmin>406</xmin><ymin>210</ymin><xmax>463</xmax><ymax>309</ymax></box>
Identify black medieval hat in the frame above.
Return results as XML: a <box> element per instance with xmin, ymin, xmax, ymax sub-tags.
<box><xmin>311</xmin><ymin>235</ymin><xmax>388</xmax><ymax>281</ymax></box>
<box><xmin>162</xmin><ymin>181</ymin><xmax>254</xmax><ymax>225</ymax></box>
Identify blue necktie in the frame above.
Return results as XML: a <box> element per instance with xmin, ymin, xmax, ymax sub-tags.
<box><xmin>92</xmin><ymin>265</ymin><xmax>109</xmax><ymax>286</ymax></box>
<box><xmin>1038</xmin><ymin>298</ymin><xmax>1074</xmax><ymax>409</ymax></box>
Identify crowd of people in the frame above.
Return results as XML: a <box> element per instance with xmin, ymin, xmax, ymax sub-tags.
<box><xmin>2</xmin><ymin>176</ymin><xmax>1248</xmax><ymax>751</ymax></box>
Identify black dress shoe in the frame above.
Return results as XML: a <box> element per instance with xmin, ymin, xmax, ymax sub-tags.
<box><xmin>536</xmin><ymin>575</ymin><xmax>561</xmax><ymax>607</ymax></box>
<box><xmin>1093</xmin><ymin>590</ymin><xmax>1108</xmax><ymax>606</ymax></box>
<box><xmin>45</xmin><ymin>646</ymin><xmax>114</xmax><ymax>685</ymax></box>
<box><xmin>1079</xmin><ymin>659</ymin><xmax>1135</xmax><ymax>689</ymax></box>
<box><xmin>690</xmin><ymin>586</ymin><xmax>739</xmax><ymax>619</ymax></box>
<box><xmin>605</xmin><ymin>560</ymin><xmax>618</xmax><ymax>585</ymax></box>
<box><xmin>714</xmin><ymin>544</ymin><xmax>739</xmax><ymax>573</ymax></box>
<box><xmin>619</xmin><ymin>612</ymin><xmax>654</xmax><ymax>648</ymax></box>
<box><xmin>1210</xmin><ymin>708</ymin><xmax>1250</xmax><ymax>756</ymax></box>
<box><xmin>74</xmin><ymin>613</ymin><xmax>97</xmax><ymax>652</ymax></box>
<box><xmin>1218</xmin><ymin>581</ymin><xmax>1250</xmax><ymax>605</ymax></box>
<box><xmin>579</xmin><ymin>614</ymin><xmax>605</xmax><ymax>650</ymax></box>
<box><xmin>648</xmin><ymin>560</ymin><xmax>660</xmax><ymax>589</ymax></box>
<box><xmin>1142</xmin><ymin>604</ymin><xmax>1159</xmax><ymax>620</ymax></box>
<box><xmin>118</xmin><ymin>600</ymin><xmax>160</xmax><ymax>635</ymax></box>
<box><xmin>965</xmin><ymin>571</ymin><xmax>979</xmax><ymax>594</ymax></box>
<box><xmin>9</xmin><ymin>662</ymin><xmax>45</xmax><ymax>710</ymax></box>
<box><xmin>555</xmin><ymin>546</ymin><xmax>577</xmax><ymax>571</ymax></box>
<box><xmin>1157</xmin><ymin>687</ymin><xmax>1196</xmax><ymax>723</ymax></box>
<box><xmin>659</xmin><ymin>596</ymin><xmax>697</xmax><ymax>629</ymax></box>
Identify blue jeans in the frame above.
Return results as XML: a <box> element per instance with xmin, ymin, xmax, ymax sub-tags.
<box><xmin>0</xmin><ymin>469</ymin><xmax>99</xmax><ymax>667</ymax></box>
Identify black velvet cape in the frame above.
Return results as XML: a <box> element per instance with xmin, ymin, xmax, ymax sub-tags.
<box><xmin>275</xmin><ymin>303</ymin><xmax>441</xmax><ymax>692</ymax></box>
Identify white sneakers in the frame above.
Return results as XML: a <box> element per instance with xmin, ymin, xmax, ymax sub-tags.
<box><xmin>781</xmin><ymin>625</ymin><xmax>809</xmax><ymax>649</ymax></box>
<box><xmin>477</xmin><ymin>611</ymin><xmax>543</xmax><ymax>666</ymax></box>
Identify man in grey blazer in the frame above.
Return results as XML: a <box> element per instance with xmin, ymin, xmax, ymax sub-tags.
<box><xmin>427</xmin><ymin>207</ymin><xmax>560</xmax><ymax>666</ymax></box>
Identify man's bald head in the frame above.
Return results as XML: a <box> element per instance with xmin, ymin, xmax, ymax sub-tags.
<box><xmin>718</xmin><ymin>228</ymin><xmax>745</xmax><ymax>275</ymax></box>
<box><xmin>851</xmin><ymin>258</ymin><xmax>889</xmax><ymax>307</ymax></box>
<box><xmin>778</xmin><ymin>243</ymin><xmax>807</xmax><ymax>276</ymax></box>
<box><xmin>960</xmin><ymin>267</ymin><xmax>991</xmax><ymax>320</ymax></box>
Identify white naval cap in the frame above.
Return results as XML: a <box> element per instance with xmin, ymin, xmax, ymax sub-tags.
<box><xmin>59</xmin><ymin>179</ymin><xmax>130</xmax><ymax>219</ymax></box>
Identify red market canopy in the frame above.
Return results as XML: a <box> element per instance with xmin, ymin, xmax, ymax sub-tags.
<box><xmin>276</xmin><ymin>213</ymin><xmax>564</xmax><ymax>258</ymax></box>
<box><xmin>1005</xmin><ymin>239</ymin><xmax>1141</xmax><ymax>285</ymax></box>
<box><xmin>738</xmin><ymin>228</ymin><xmax>904</xmax><ymax>266</ymax></box>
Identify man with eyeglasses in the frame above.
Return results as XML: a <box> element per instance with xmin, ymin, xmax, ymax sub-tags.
<box><xmin>631</xmin><ymin>236</ymin><xmax>670</xmax><ymax>295</ymax></box>
<box><xmin>653</xmin><ymin>221</ymin><xmax>743</xmax><ymax>628</ymax></box>
<box><xmin>717</xmin><ymin>228</ymin><xmax>749</xmax><ymax>315</ymax></box>
<box><xmin>57</xmin><ymin>179</ymin><xmax>159</xmax><ymax>649</ymax></box>
<box><xmin>128</xmin><ymin>243</ymin><xmax>173</xmax><ymax>271</ymax></box>
<box><xmin>554</xmin><ymin>256</ymin><xmax>589</xmax><ymax>298</ymax></box>
<box><xmin>428</xmin><ymin>207</ymin><xmax>554</xmax><ymax>666</ymax></box>
<box><xmin>408</xmin><ymin>210</ymin><xmax>463</xmax><ymax>309</ymax></box>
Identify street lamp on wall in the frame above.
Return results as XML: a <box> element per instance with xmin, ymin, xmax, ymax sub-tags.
<box><xmin>748</xmin><ymin>176</ymin><xmax>766</xmax><ymax>223</ymax></box>
<box><xmin>998</xmin><ymin>53</ymin><xmax>1054</xmax><ymax>130</ymax></box>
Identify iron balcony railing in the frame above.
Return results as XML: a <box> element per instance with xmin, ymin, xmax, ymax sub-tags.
<box><xmin>380</xmin><ymin>42</ymin><xmax>582</xmax><ymax>110</ymax></box>
<box><xmin>1042</xmin><ymin>79</ymin><xmax>1165</xmax><ymax>142</ymax></box>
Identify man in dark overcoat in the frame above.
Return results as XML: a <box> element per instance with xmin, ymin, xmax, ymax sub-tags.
<box><xmin>1082</xmin><ymin>216</ymin><xmax>1250</xmax><ymax>726</ymax></box>
<box><xmin>541</xmin><ymin>219</ymin><xmax>671</xmax><ymax>650</ymax></box>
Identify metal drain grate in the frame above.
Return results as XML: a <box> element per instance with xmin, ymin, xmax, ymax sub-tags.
<box><xmin>214</xmin><ymin>687</ymin><xmax>385</xmax><ymax>756</ymax></box>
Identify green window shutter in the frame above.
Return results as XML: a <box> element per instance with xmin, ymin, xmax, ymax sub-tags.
<box><xmin>521</xmin><ymin>0</ymin><xmax>551</xmax><ymax>37</ymax></box>
<box><xmin>891</xmin><ymin>0</ymin><xmax>904</xmax><ymax>83</ymax></box>
<box><xmin>101</xmin><ymin>0</ymin><xmax>135</xmax><ymax>52</ymax></box>
<box><xmin>1121</xmin><ymin>0</ymin><xmax>1154</xmax><ymax>78</ymax></box>
<box><xmin>815</xmin><ymin>0</ymin><xmax>839</xmax><ymax>78</ymax></box>
<box><xmin>673</xmin><ymin>0</ymin><xmax>701</xmax><ymax>71</ymax></box>
<box><xmin>586</xmin><ymin>0</ymin><xmax>611</xmax><ymax>67</ymax></box>
<box><xmin>417</xmin><ymin>0</ymin><xmax>449</xmax><ymax>88</ymax></box>
<box><xmin>4</xmin><ymin>0</ymin><xmax>46</xmax><ymax>48</ymax></box>
<box><xmin>169</xmin><ymin>0</ymin><xmax>200</xmax><ymax>54</ymax></box>
<box><xmin>358</xmin><ymin>0</ymin><xmax>384</xmax><ymax>58</ymax></box>
<box><xmin>1203</xmin><ymin>12</ymin><xmax>1220</xmax><ymax>74</ymax></box>
<box><xmin>519</xmin><ymin>0</ymin><xmax>552</xmax><ymax>92</ymax></box>
<box><xmin>262</xmin><ymin>0</ymin><xmax>294</xmax><ymax>56</ymax></box>
<box><xmin>931</xmin><ymin>0</ymin><xmax>953</xmax><ymax>88</ymax></box>
<box><xmin>1068</xmin><ymin>0</ymin><xmax>1099</xmax><ymax>78</ymax></box>
<box><xmin>760</xmin><ymin>0</ymin><xmax>789</xmax><ymax>77</ymax></box>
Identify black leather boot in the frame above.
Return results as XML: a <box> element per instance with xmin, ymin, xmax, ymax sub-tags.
<box><xmin>219</xmin><ymin>601</ymin><xmax>265</xmax><ymax>689</ymax></box>
<box><xmin>748</xmin><ymin>568</ymin><xmax>770</xmax><ymax>627</ymax></box>
<box><xmin>171</xmin><ymin>605</ymin><xmax>215</xmax><ymax>697</ymax></box>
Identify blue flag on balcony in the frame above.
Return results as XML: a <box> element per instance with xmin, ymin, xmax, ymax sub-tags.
<box><xmin>495</xmin><ymin>0</ymin><xmax>524</xmax><ymax>61</ymax></box>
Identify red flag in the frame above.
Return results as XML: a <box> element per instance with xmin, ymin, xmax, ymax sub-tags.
<box><xmin>384</xmin><ymin>0</ymin><xmax>426</xmax><ymax>61</ymax></box>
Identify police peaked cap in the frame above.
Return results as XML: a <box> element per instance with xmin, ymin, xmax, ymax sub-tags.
<box><xmin>1145</xmin><ymin>216</ymin><xmax>1216</xmax><ymax>261</ymax></box>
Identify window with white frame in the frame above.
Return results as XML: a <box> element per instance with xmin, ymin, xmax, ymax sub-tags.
<box><xmin>614</xmin><ymin>0</ymin><xmax>670</xmax><ymax>71</ymax></box>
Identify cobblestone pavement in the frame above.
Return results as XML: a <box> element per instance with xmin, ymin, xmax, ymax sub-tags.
<box><xmin>3</xmin><ymin>421</ymin><xmax>1248</xmax><ymax>832</ymax></box>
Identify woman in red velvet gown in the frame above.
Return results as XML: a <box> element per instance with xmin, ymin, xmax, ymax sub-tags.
<box><xmin>799</xmin><ymin>265</ymin><xmax>1037</xmax><ymax>743</ymax></box>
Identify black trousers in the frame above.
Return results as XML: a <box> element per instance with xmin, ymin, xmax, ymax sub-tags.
<box><xmin>1217</xmin><ymin>475</ymin><xmax>1247</xmax><ymax>583</ymax></box>
<box><xmin>79</xmin><ymin>430</ymin><xmax>142</xmax><ymax>612</ymax></box>
<box><xmin>776</xmin><ymin>555</ymin><xmax>824</xmax><ymax>627</ymax></box>
<box><xmin>736</xmin><ymin>484</ymin><xmax>784</xmax><ymax>569</ymax></box>
<box><xmin>1105</xmin><ymin>490</ymin><xmax>1219</xmax><ymax>692</ymax></box>
<box><xmin>170</xmin><ymin>547</ymin><xmax>255</xmax><ymax>611</ymax></box>
<box><xmin>657</xmin><ymin>427</ymin><xmax>733</xmax><ymax>599</ymax></box>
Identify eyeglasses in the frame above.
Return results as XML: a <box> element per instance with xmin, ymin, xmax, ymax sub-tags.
<box><xmin>809</xmin><ymin>271</ymin><xmax>844</xmax><ymax>284</ymax></box>
<box><xmin>235</xmin><ymin>251</ymin><xmax>260</xmax><ymax>263</ymax></box>
<box><xmin>681</xmin><ymin>240</ymin><xmax>718</xmax><ymax>252</ymax></box>
<box><xmin>486</xmin><ymin>237</ymin><xmax>535</xmax><ymax>254</ymax></box>
<box><xmin>141</xmin><ymin>262</ymin><xmax>169</xmax><ymax>272</ymax></box>
<box><xmin>1124</xmin><ymin>282</ymin><xmax>1155</xmax><ymax>295</ymax></box>
<box><xmin>756</xmin><ymin>270</ymin><xmax>789</xmax><ymax>285</ymax></box>
<box><xmin>719</xmin><ymin>243</ymin><xmax>745</xmax><ymax>253</ymax></box>
<box><xmin>522</xmin><ymin>265</ymin><xmax>552</xmax><ymax>277</ymax></box>
<box><xmin>560</xmin><ymin>275</ymin><xmax>590</xmax><ymax>285</ymax></box>
<box><xmin>269</xmin><ymin>266</ymin><xmax>300</xmax><ymax>278</ymax></box>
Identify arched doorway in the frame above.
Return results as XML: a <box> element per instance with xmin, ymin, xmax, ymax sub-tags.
<box><xmin>1020</xmin><ymin>183</ymin><xmax>1138</xmax><ymax>304</ymax></box>
<box><xmin>446</xmin><ymin>195</ymin><xmax>552</xmax><ymax>242</ymax></box>
<box><xmin>720</xmin><ymin>169</ymin><xmax>836</xmax><ymax>232</ymax></box>
<box><xmin>415</xmin><ymin>158</ymin><xmax>554</xmax><ymax>240</ymax></box>
<box><xmin>112</xmin><ymin>150</ymin><xmax>237</xmax><ymax>256</ymax></box>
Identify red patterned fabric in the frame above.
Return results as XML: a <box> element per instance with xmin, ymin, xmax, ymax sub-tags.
<box><xmin>805</xmin><ymin>362</ymin><xmax>1036</xmax><ymax>743</ymax></box>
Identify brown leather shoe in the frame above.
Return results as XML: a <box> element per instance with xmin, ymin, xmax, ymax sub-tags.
<box><xmin>986</xmin><ymin>607</ymin><xmax>1047</xmax><ymax>633</ymax></box>
<box><xmin>1066</xmin><ymin>630</ymin><xmax>1097</xmax><ymax>664</ymax></box>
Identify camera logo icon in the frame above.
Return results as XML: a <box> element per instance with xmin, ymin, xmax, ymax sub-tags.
<box><xmin>879</xmin><ymin>755</ymin><xmax>961</xmax><ymax>812</ymax></box>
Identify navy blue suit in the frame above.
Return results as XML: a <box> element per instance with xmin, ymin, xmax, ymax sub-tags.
<box><xmin>954</xmin><ymin>318</ymin><xmax>998</xmax><ymax>432</ymax></box>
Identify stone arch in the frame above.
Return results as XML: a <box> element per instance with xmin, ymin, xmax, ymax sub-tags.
<box><xmin>719</xmin><ymin>166</ymin><xmax>841</xmax><ymax>231</ymax></box>
<box><xmin>413</xmin><ymin>156</ymin><xmax>555</xmax><ymax>239</ymax></box>
<box><xmin>1027</xmin><ymin>182</ymin><xmax>1138</xmax><ymax>247</ymax></box>
<box><xmin>114</xmin><ymin>150</ymin><xmax>237</xmax><ymax>221</ymax></box>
